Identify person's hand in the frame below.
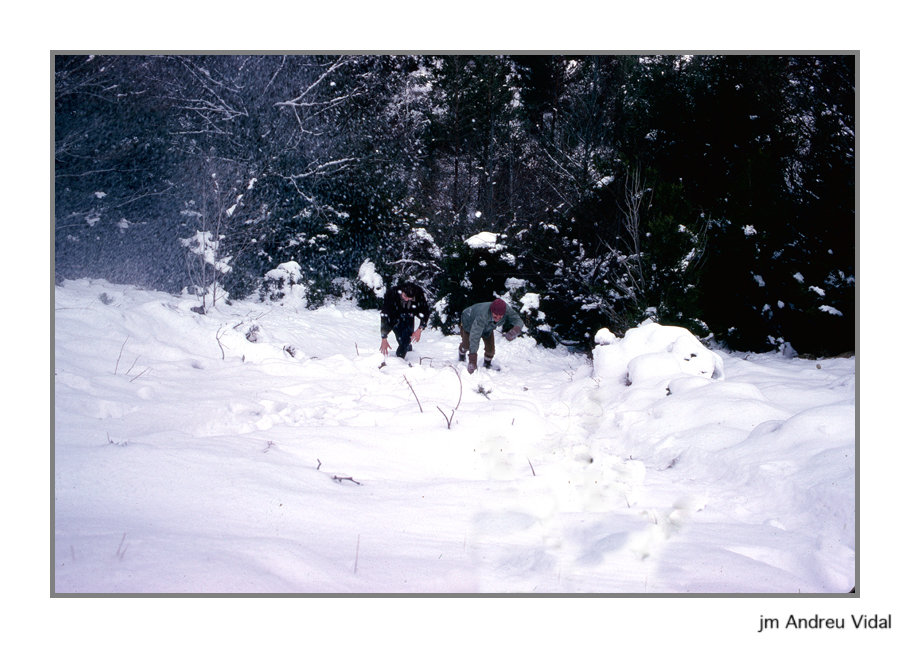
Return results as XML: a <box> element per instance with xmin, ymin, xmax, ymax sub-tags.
<box><xmin>467</xmin><ymin>353</ymin><xmax>477</xmax><ymax>374</ymax></box>
<box><xmin>380</xmin><ymin>338</ymin><xmax>391</xmax><ymax>356</ymax></box>
<box><xmin>411</xmin><ymin>328</ymin><xmax>423</xmax><ymax>343</ymax></box>
<box><xmin>504</xmin><ymin>325</ymin><xmax>522</xmax><ymax>341</ymax></box>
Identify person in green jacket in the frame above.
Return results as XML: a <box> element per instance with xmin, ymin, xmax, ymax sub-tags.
<box><xmin>458</xmin><ymin>298</ymin><xmax>524</xmax><ymax>373</ymax></box>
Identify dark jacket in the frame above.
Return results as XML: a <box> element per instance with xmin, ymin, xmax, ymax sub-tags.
<box><xmin>460</xmin><ymin>301</ymin><xmax>524</xmax><ymax>354</ymax></box>
<box><xmin>380</xmin><ymin>283</ymin><xmax>429</xmax><ymax>338</ymax></box>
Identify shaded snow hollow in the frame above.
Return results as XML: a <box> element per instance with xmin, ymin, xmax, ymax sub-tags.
<box><xmin>54</xmin><ymin>279</ymin><xmax>854</xmax><ymax>594</ymax></box>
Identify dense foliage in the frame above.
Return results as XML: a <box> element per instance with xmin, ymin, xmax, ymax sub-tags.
<box><xmin>55</xmin><ymin>54</ymin><xmax>855</xmax><ymax>356</ymax></box>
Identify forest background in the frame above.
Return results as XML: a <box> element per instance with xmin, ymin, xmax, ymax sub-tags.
<box><xmin>54</xmin><ymin>54</ymin><xmax>855</xmax><ymax>356</ymax></box>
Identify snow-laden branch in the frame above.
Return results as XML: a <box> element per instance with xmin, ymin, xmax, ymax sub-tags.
<box><xmin>166</xmin><ymin>56</ymin><xmax>250</xmax><ymax>132</ymax></box>
<box><xmin>109</xmin><ymin>184</ymin><xmax>175</xmax><ymax>210</ymax></box>
<box><xmin>274</xmin><ymin>56</ymin><xmax>354</xmax><ymax>108</ymax></box>
<box><xmin>284</xmin><ymin>158</ymin><xmax>360</xmax><ymax>181</ymax></box>
<box><xmin>274</xmin><ymin>157</ymin><xmax>359</xmax><ymax>198</ymax></box>
<box><xmin>263</xmin><ymin>55</ymin><xmax>286</xmax><ymax>92</ymax></box>
<box><xmin>389</xmin><ymin>259</ymin><xmax>443</xmax><ymax>272</ymax></box>
<box><xmin>179</xmin><ymin>230</ymin><xmax>233</xmax><ymax>275</ymax></box>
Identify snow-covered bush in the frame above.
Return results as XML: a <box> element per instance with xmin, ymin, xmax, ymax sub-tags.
<box><xmin>433</xmin><ymin>295</ymin><xmax>449</xmax><ymax>327</ymax></box>
<box><xmin>260</xmin><ymin>261</ymin><xmax>308</xmax><ymax>306</ymax></box>
<box><xmin>357</xmin><ymin>259</ymin><xmax>386</xmax><ymax>298</ymax></box>
<box><xmin>593</xmin><ymin>320</ymin><xmax>724</xmax><ymax>388</ymax></box>
<box><xmin>350</xmin><ymin>259</ymin><xmax>387</xmax><ymax>310</ymax></box>
<box><xmin>396</xmin><ymin>227</ymin><xmax>443</xmax><ymax>287</ymax></box>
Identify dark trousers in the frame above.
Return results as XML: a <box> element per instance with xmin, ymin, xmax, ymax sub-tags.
<box><xmin>392</xmin><ymin>316</ymin><xmax>415</xmax><ymax>358</ymax></box>
<box><xmin>459</xmin><ymin>326</ymin><xmax>495</xmax><ymax>361</ymax></box>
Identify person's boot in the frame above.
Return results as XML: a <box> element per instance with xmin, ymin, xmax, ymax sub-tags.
<box><xmin>483</xmin><ymin>357</ymin><xmax>493</xmax><ymax>370</ymax></box>
<box><xmin>458</xmin><ymin>348</ymin><xmax>466</xmax><ymax>362</ymax></box>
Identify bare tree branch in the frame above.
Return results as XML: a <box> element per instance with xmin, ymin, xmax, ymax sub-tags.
<box><xmin>403</xmin><ymin>375</ymin><xmax>423</xmax><ymax>412</ymax></box>
<box><xmin>275</xmin><ymin>56</ymin><xmax>354</xmax><ymax>108</ymax></box>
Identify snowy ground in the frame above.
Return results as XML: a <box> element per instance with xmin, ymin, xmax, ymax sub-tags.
<box><xmin>54</xmin><ymin>278</ymin><xmax>855</xmax><ymax>596</ymax></box>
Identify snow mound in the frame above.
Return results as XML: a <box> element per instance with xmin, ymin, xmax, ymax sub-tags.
<box><xmin>593</xmin><ymin>320</ymin><xmax>723</xmax><ymax>387</ymax></box>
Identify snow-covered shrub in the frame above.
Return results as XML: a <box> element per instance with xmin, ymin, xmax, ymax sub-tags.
<box><xmin>433</xmin><ymin>295</ymin><xmax>449</xmax><ymax>326</ymax></box>
<box><xmin>395</xmin><ymin>227</ymin><xmax>443</xmax><ymax>288</ymax></box>
<box><xmin>260</xmin><ymin>261</ymin><xmax>308</xmax><ymax>306</ymax></box>
<box><xmin>357</xmin><ymin>260</ymin><xmax>386</xmax><ymax>298</ymax></box>
<box><xmin>353</xmin><ymin>259</ymin><xmax>387</xmax><ymax>310</ymax></box>
<box><xmin>593</xmin><ymin>320</ymin><xmax>724</xmax><ymax>388</ymax></box>
<box><xmin>330</xmin><ymin>277</ymin><xmax>355</xmax><ymax>301</ymax></box>
<box><xmin>245</xmin><ymin>322</ymin><xmax>268</xmax><ymax>343</ymax></box>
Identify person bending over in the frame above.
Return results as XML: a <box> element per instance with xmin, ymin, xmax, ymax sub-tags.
<box><xmin>458</xmin><ymin>298</ymin><xmax>523</xmax><ymax>373</ymax></box>
<box><xmin>380</xmin><ymin>282</ymin><xmax>429</xmax><ymax>359</ymax></box>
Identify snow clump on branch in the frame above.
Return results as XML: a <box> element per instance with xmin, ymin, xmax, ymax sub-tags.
<box><xmin>465</xmin><ymin>231</ymin><xmax>505</xmax><ymax>252</ymax></box>
<box><xmin>179</xmin><ymin>230</ymin><xmax>233</xmax><ymax>274</ymax></box>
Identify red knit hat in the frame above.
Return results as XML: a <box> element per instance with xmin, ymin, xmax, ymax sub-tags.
<box><xmin>491</xmin><ymin>299</ymin><xmax>507</xmax><ymax>317</ymax></box>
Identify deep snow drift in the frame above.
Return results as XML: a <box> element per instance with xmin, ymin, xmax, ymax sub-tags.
<box><xmin>54</xmin><ymin>278</ymin><xmax>854</xmax><ymax>594</ymax></box>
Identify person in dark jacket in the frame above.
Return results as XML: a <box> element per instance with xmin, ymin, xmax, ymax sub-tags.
<box><xmin>380</xmin><ymin>282</ymin><xmax>430</xmax><ymax>358</ymax></box>
<box><xmin>458</xmin><ymin>298</ymin><xmax>523</xmax><ymax>373</ymax></box>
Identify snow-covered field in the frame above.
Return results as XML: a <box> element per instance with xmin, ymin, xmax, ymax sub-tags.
<box><xmin>54</xmin><ymin>277</ymin><xmax>855</xmax><ymax>596</ymax></box>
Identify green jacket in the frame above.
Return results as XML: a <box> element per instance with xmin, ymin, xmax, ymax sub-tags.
<box><xmin>460</xmin><ymin>302</ymin><xmax>524</xmax><ymax>354</ymax></box>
